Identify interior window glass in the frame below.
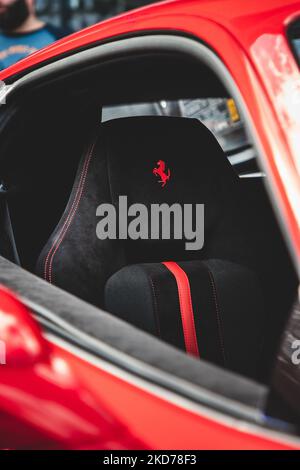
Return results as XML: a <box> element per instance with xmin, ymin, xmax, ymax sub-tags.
<box><xmin>288</xmin><ymin>19</ymin><xmax>300</xmax><ymax>65</ymax></box>
<box><xmin>103</xmin><ymin>98</ymin><xmax>249</xmax><ymax>154</ymax></box>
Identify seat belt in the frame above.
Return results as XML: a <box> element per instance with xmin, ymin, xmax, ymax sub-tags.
<box><xmin>0</xmin><ymin>184</ymin><xmax>20</xmax><ymax>265</ymax></box>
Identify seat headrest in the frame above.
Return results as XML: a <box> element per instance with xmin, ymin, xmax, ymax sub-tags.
<box><xmin>100</xmin><ymin>116</ymin><xmax>239</xmax><ymax>259</ymax></box>
<box><xmin>101</xmin><ymin>116</ymin><xmax>237</xmax><ymax>208</ymax></box>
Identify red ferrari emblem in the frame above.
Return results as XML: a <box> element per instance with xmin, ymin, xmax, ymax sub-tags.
<box><xmin>153</xmin><ymin>160</ymin><xmax>171</xmax><ymax>188</ymax></box>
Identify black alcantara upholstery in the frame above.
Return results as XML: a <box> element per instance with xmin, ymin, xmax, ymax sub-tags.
<box><xmin>36</xmin><ymin>116</ymin><xmax>267</xmax><ymax>377</ymax></box>
<box><xmin>105</xmin><ymin>259</ymin><xmax>264</xmax><ymax>378</ymax></box>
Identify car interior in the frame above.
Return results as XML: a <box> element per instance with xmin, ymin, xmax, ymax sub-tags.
<box><xmin>0</xmin><ymin>37</ymin><xmax>298</xmax><ymax>431</ymax></box>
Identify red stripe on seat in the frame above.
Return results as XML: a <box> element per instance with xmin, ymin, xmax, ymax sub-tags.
<box><xmin>163</xmin><ymin>262</ymin><xmax>200</xmax><ymax>358</ymax></box>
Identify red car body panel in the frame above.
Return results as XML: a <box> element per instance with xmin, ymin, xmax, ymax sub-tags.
<box><xmin>0</xmin><ymin>0</ymin><xmax>299</xmax><ymax>450</ymax></box>
<box><xmin>0</xmin><ymin>287</ymin><xmax>297</xmax><ymax>450</ymax></box>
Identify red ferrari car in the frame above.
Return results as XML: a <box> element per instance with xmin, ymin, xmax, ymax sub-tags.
<box><xmin>0</xmin><ymin>0</ymin><xmax>300</xmax><ymax>451</ymax></box>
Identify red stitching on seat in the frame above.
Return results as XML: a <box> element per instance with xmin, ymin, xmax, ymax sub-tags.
<box><xmin>43</xmin><ymin>142</ymin><xmax>95</xmax><ymax>281</ymax></box>
<box><xmin>148</xmin><ymin>275</ymin><xmax>162</xmax><ymax>338</ymax></box>
<box><xmin>43</xmin><ymin>139</ymin><xmax>97</xmax><ymax>283</ymax></box>
<box><xmin>206</xmin><ymin>267</ymin><xmax>226</xmax><ymax>366</ymax></box>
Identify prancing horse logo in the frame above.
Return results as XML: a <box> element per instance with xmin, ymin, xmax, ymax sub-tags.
<box><xmin>153</xmin><ymin>160</ymin><xmax>171</xmax><ymax>188</ymax></box>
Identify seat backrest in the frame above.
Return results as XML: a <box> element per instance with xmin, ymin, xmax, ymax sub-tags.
<box><xmin>36</xmin><ymin>116</ymin><xmax>260</xmax><ymax>306</ymax></box>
